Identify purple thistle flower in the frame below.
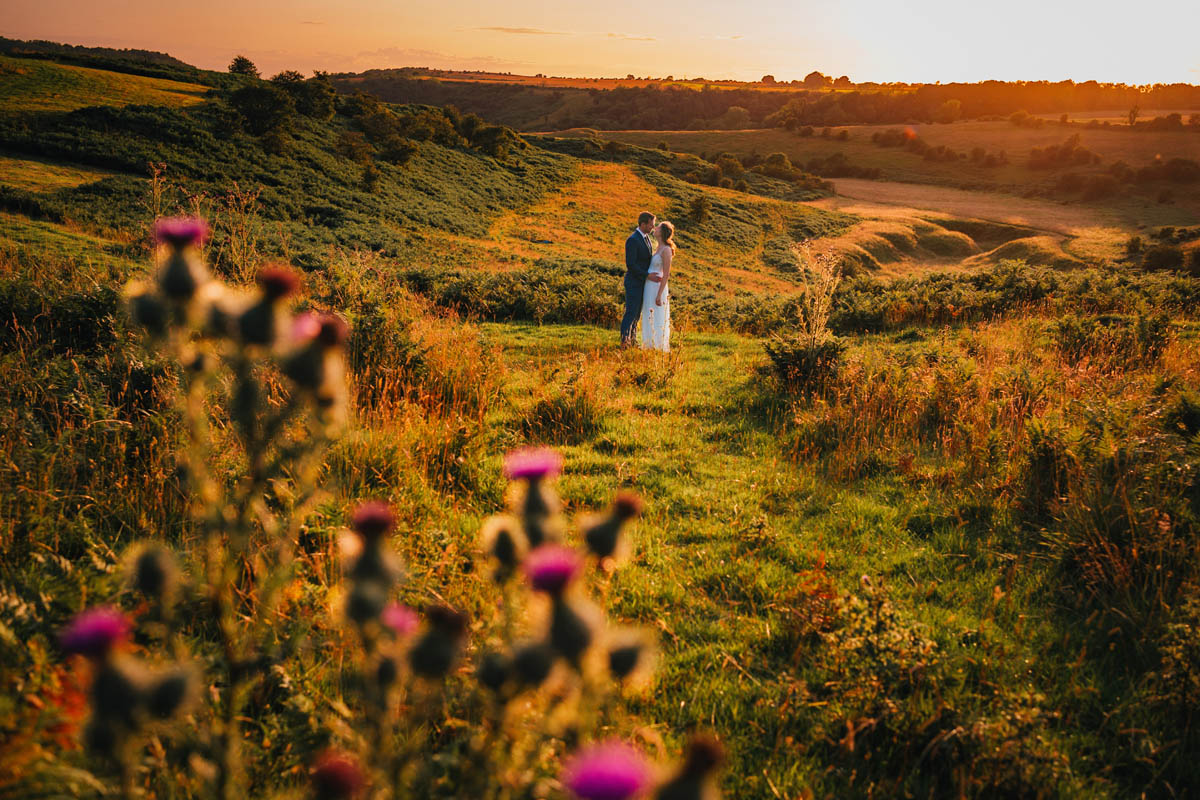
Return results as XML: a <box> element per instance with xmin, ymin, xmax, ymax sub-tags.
<box><xmin>351</xmin><ymin>502</ymin><xmax>394</xmax><ymax>541</ymax></box>
<box><xmin>257</xmin><ymin>264</ymin><xmax>301</xmax><ymax>301</ymax></box>
<box><xmin>153</xmin><ymin>217</ymin><xmax>209</xmax><ymax>249</ymax></box>
<box><xmin>504</xmin><ymin>447</ymin><xmax>563</xmax><ymax>481</ymax></box>
<box><xmin>292</xmin><ymin>312</ymin><xmax>322</xmax><ymax>343</ymax></box>
<box><xmin>381</xmin><ymin>603</ymin><xmax>419</xmax><ymax>637</ymax></box>
<box><xmin>59</xmin><ymin>607</ymin><xmax>129</xmax><ymax>659</ymax></box>
<box><xmin>317</xmin><ymin>315</ymin><xmax>349</xmax><ymax>347</ymax></box>
<box><xmin>310</xmin><ymin>750</ymin><xmax>366</xmax><ymax>799</ymax></box>
<box><xmin>525</xmin><ymin>544</ymin><xmax>581</xmax><ymax>595</ymax></box>
<box><xmin>563</xmin><ymin>741</ymin><xmax>652</xmax><ymax>800</ymax></box>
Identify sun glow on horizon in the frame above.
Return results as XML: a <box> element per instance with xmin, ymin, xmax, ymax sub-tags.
<box><xmin>3</xmin><ymin>0</ymin><xmax>1198</xmax><ymax>86</ymax></box>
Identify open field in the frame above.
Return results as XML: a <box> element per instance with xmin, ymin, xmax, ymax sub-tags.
<box><xmin>0</xmin><ymin>153</ymin><xmax>121</xmax><ymax>192</ymax></box>
<box><xmin>544</xmin><ymin>123</ymin><xmax>1200</xmax><ymax>192</ymax></box>
<box><xmin>0</xmin><ymin>55</ymin><xmax>211</xmax><ymax>113</ymax></box>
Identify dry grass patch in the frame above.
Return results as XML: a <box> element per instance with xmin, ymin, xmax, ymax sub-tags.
<box><xmin>0</xmin><ymin>55</ymin><xmax>210</xmax><ymax>113</ymax></box>
<box><xmin>0</xmin><ymin>154</ymin><xmax>120</xmax><ymax>192</ymax></box>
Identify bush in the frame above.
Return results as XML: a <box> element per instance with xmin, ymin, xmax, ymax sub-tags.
<box><xmin>763</xmin><ymin>335</ymin><xmax>845</xmax><ymax>394</ymax></box>
<box><xmin>689</xmin><ymin>194</ymin><xmax>712</xmax><ymax>223</ymax></box>
<box><xmin>1143</xmin><ymin>244</ymin><xmax>1185</xmax><ymax>271</ymax></box>
<box><xmin>229</xmin><ymin>83</ymin><xmax>296</xmax><ymax>136</ymax></box>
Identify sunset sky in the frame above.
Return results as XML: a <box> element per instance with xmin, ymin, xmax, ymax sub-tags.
<box><xmin>4</xmin><ymin>0</ymin><xmax>1198</xmax><ymax>85</ymax></box>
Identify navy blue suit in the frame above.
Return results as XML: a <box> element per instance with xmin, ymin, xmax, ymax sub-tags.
<box><xmin>622</xmin><ymin>229</ymin><xmax>652</xmax><ymax>343</ymax></box>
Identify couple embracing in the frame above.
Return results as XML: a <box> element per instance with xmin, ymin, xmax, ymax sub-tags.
<box><xmin>620</xmin><ymin>211</ymin><xmax>675</xmax><ymax>352</ymax></box>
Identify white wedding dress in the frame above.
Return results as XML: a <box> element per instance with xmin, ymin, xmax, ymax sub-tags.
<box><xmin>641</xmin><ymin>248</ymin><xmax>670</xmax><ymax>352</ymax></box>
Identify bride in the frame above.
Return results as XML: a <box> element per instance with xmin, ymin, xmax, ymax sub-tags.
<box><xmin>641</xmin><ymin>221</ymin><xmax>674</xmax><ymax>352</ymax></box>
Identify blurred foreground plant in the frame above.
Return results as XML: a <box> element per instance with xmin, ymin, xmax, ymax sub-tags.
<box><xmin>60</xmin><ymin>217</ymin><xmax>722</xmax><ymax>799</ymax></box>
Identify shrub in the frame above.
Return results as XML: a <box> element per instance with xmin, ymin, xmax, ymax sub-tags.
<box><xmin>228</xmin><ymin>83</ymin><xmax>296</xmax><ymax>136</ymax></box>
<box><xmin>688</xmin><ymin>194</ymin><xmax>712</xmax><ymax>223</ymax></box>
<box><xmin>763</xmin><ymin>335</ymin><xmax>845</xmax><ymax>394</ymax></box>
<box><xmin>1143</xmin><ymin>244</ymin><xmax>1185</xmax><ymax>271</ymax></box>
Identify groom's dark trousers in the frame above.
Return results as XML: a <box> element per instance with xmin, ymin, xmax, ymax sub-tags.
<box><xmin>621</xmin><ymin>229</ymin><xmax>652</xmax><ymax>343</ymax></box>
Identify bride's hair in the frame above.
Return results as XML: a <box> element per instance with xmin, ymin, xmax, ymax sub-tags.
<box><xmin>657</xmin><ymin>221</ymin><xmax>676</xmax><ymax>253</ymax></box>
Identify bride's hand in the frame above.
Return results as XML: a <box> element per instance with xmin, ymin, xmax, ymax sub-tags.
<box><xmin>655</xmin><ymin>295</ymin><xmax>664</xmax><ymax>306</ymax></box>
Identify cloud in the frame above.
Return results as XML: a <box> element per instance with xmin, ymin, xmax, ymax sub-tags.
<box><xmin>300</xmin><ymin>21</ymin><xmax>325</xmax><ymax>25</ymax></box>
<box><xmin>607</xmin><ymin>33</ymin><xmax>656</xmax><ymax>41</ymax></box>
<box><xmin>712</xmin><ymin>34</ymin><xmax>745</xmax><ymax>40</ymax></box>
<box><xmin>478</xmin><ymin>26</ymin><xmax>565</xmax><ymax>35</ymax></box>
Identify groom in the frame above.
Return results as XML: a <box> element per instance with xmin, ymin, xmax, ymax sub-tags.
<box><xmin>621</xmin><ymin>211</ymin><xmax>655</xmax><ymax>345</ymax></box>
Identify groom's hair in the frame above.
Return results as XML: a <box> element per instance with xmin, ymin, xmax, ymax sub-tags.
<box><xmin>637</xmin><ymin>212</ymin><xmax>655</xmax><ymax>225</ymax></box>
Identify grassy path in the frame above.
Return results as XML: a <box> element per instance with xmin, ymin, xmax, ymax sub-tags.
<box><xmin>486</xmin><ymin>323</ymin><xmax>1023</xmax><ymax>797</ymax></box>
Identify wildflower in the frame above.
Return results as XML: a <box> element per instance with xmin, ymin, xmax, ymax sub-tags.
<box><xmin>351</xmin><ymin>502</ymin><xmax>394</xmax><ymax>543</ymax></box>
<box><xmin>153</xmin><ymin>217</ymin><xmax>209</xmax><ymax>250</ymax></box>
<box><xmin>563</xmin><ymin>741</ymin><xmax>652</xmax><ymax>800</ymax></box>
<box><xmin>381</xmin><ymin>603</ymin><xmax>419</xmax><ymax>638</ymax></box>
<box><xmin>154</xmin><ymin>218</ymin><xmax>211</xmax><ymax>304</ymax></box>
<box><xmin>238</xmin><ymin>264</ymin><xmax>300</xmax><ymax>347</ymax></box>
<box><xmin>605</xmin><ymin>627</ymin><xmax>657</xmax><ymax>686</ymax></box>
<box><xmin>408</xmin><ymin>605</ymin><xmax>468</xmax><ymax>679</ymax></box>
<box><xmin>310</xmin><ymin>750</ymin><xmax>366</xmax><ymax>800</ymax></box>
<box><xmin>480</xmin><ymin>514</ymin><xmax>528</xmax><ymax>583</ymax></box>
<box><xmin>654</xmin><ymin>735</ymin><xmax>724</xmax><ymax>800</ymax></box>
<box><xmin>60</xmin><ymin>607</ymin><xmax>129</xmax><ymax>660</ymax></box>
<box><xmin>582</xmin><ymin>492</ymin><xmax>644</xmax><ymax>561</ymax></box>
<box><xmin>345</xmin><ymin>579</ymin><xmax>391</xmax><ymax>626</ymax></box>
<box><xmin>283</xmin><ymin>313</ymin><xmax>349</xmax><ymax>430</ymax></box>
<box><xmin>505</xmin><ymin>447</ymin><xmax>562</xmax><ymax>546</ymax></box>
<box><xmin>504</xmin><ymin>447</ymin><xmax>563</xmax><ymax>481</ymax></box>
<box><xmin>525</xmin><ymin>544</ymin><xmax>581</xmax><ymax>596</ymax></box>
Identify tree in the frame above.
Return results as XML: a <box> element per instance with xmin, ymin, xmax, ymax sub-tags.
<box><xmin>1128</xmin><ymin>104</ymin><xmax>1140</xmax><ymax>126</ymax></box>
<box><xmin>229</xmin><ymin>84</ymin><xmax>295</xmax><ymax>136</ymax></box>
<box><xmin>761</xmin><ymin>75</ymin><xmax>776</xmax><ymax>84</ymax></box>
<box><xmin>718</xmin><ymin>106</ymin><xmax>751</xmax><ymax>129</ymax></box>
<box><xmin>834</xmin><ymin>75</ymin><xmax>852</xmax><ymax>88</ymax></box>
<box><xmin>229</xmin><ymin>55</ymin><xmax>259</xmax><ymax>78</ymax></box>
<box><xmin>934</xmin><ymin>99</ymin><xmax>962</xmax><ymax>124</ymax></box>
<box><xmin>689</xmin><ymin>194</ymin><xmax>712</xmax><ymax>223</ymax></box>
<box><xmin>803</xmin><ymin>71</ymin><xmax>831</xmax><ymax>89</ymax></box>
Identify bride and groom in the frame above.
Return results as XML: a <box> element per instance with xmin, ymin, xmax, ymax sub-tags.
<box><xmin>620</xmin><ymin>211</ymin><xmax>674</xmax><ymax>352</ymax></box>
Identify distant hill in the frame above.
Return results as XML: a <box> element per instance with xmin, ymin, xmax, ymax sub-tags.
<box><xmin>0</xmin><ymin>36</ymin><xmax>235</xmax><ymax>87</ymax></box>
<box><xmin>331</xmin><ymin>68</ymin><xmax>1200</xmax><ymax>132</ymax></box>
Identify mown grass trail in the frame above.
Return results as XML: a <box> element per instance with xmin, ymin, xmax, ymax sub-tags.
<box><xmin>486</xmin><ymin>323</ymin><xmax>1012</xmax><ymax>798</ymax></box>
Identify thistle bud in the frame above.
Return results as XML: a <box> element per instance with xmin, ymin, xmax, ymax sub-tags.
<box><xmin>146</xmin><ymin>666</ymin><xmax>196</xmax><ymax>719</ymax></box>
<box><xmin>480</xmin><ymin>515</ymin><xmax>528</xmax><ymax>583</ymax></box>
<box><xmin>512</xmin><ymin>641</ymin><xmax>557</xmax><ymax>689</ymax></box>
<box><xmin>605</xmin><ymin>627</ymin><xmax>656</xmax><ymax>687</ymax></box>
<box><xmin>583</xmin><ymin>492</ymin><xmax>643</xmax><ymax>561</ymax></box>
<box><xmin>549</xmin><ymin>596</ymin><xmax>599</xmax><ymax>669</ymax></box>
<box><xmin>238</xmin><ymin>265</ymin><xmax>300</xmax><ymax>347</ymax></box>
<box><xmin>350</xmin><ymin>502</ymin><xmax>394</xmax><ymax>543</ymax></box>
<box><xmin>476</xmin><ymin>651</ymin><xmax>513</xmax><ymax>694</ymax></box>
<box><xmin>131</xmin><ymin>544</ymin><xmax>177</xmax><ymax>604</ymax></box>
<box><xmin>310</xmin><ymin>751</ymin><xmax>366</xmax><ymax>800</ymax></box>
<box><xmin>408</xmin><ymin>605</ymin><xmax>467</xmax><ymax>679</ymax></box>
<box><xmin>655</xmin><ymin>735</ymin><xmax>725</xmax><ymax>800</ymax></box>
<box><xmin>125</xmin><ymin>280</ymin><xmax>167</xmax><ymax>336</ymax></box>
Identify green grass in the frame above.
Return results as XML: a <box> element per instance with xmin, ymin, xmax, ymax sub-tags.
<box><xmin>0</xmin><ymin>55</ymin><xmax>211</xmax><ymax>113</ymax></box>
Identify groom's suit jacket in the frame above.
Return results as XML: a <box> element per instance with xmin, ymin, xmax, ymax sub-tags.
<box><xmin>625</xmin><ymin>229</ymin><xmax>652</xmax><ymax>282</ymax></box>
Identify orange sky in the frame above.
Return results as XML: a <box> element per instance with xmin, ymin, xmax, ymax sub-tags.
<box><xmin>3</xmin><ymin>0</ymin><xmax>1198</xmax><ymax>84</ymax></box>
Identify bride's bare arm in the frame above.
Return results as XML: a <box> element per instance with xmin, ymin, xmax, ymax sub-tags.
<box><xmin>656</xmin><ymin>249</ymin><xmax>672</xmax><ymax>305</ymax></box>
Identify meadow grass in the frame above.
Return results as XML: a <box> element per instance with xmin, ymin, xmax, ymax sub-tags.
<box><xmin>0</xmin><ymin>154</ymin><xmax>121</xmax><ymax>193</ymax></box>
<box><xmin>0</xmin><ymin>55</ymin><xmax>211</xmax><ymax>113</ymax></box>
